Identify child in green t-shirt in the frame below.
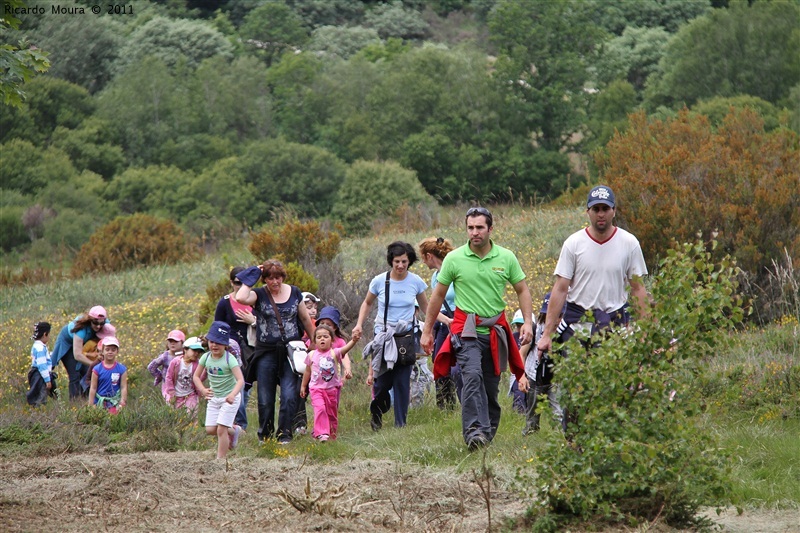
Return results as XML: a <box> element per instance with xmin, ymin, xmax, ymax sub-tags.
<box><xmin>193</xmin><ymin>321</ymin><xmax>245</xmax><ymax>459</ymax></box>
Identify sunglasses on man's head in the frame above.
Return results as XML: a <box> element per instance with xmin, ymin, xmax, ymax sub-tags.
<box><xmin>466</xmin><ymin>206</ymin><xmax>491</xmax><ymax>217</ymax></box>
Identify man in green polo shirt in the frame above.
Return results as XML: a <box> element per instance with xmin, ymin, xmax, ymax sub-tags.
<box><xmin>421</xmin><ymin>207</ymin><xmax>533</xmax><ymax>450</ymax></box>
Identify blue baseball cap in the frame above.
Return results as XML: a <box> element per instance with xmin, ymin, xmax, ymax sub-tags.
<box><xmin>587</xmin><ymin>185</ymin><xmax>615</xmax><ymax>208</ymax></box>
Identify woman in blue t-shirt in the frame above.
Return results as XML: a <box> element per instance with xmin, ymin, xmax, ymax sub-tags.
<box><xmin>51</xmin><ymin>305</ymin><xmax>110</xmax><ymax>399</ymax></box>
<box><xmin>352</xmin><ymin>241</ymin><xmax>429</xmax><ymax>430</ymax></box>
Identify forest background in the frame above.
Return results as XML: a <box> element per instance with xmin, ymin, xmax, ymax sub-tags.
<box><xmin>1</xmin><ymin>0</ymin><xmax>799</xmax><ymax>530</ymax></box>
<box><xmin>1</xmin><ymin>0</ymin><xmax>798</xmax><ymax>282</ymax></box>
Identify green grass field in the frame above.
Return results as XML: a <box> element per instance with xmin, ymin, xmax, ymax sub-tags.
<box><xmin>1</xmin><ymin>204</ymin><xmax>798</xmax><ymax>518</ymax></box>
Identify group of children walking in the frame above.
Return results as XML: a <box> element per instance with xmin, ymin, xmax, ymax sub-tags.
<box><xmin>27</xmin><ymin>320</ymin><xmax>128</xmax><ymax>413</ymax></box>
<box><xmin>27</xmin><ymin>292</ymin><xmax>562</xmax><ymax>458</ymax></box>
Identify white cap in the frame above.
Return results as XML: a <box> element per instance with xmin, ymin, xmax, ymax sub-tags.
<box><xmin>511</xmin><ymin>309</ymin><xmax>524</xmax><ymax>325</ymax></box>
<box><xmin>301</xmin><ymin>292</ymin><xmax>319</xmax><ymax>303</ymax></box>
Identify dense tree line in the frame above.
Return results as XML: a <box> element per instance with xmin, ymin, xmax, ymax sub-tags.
<box><xmin>1</xmin><ymin>0</ymin><xmax>798</xmax><ymax>266</ymax></box>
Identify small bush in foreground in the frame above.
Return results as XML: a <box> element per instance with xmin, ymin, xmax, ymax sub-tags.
<box><xmin>526</xmin><ymin>241</ymin><xmax>745</xmax><ymax>529</ymax></box>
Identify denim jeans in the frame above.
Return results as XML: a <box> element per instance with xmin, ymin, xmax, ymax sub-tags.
<box><xmin>433</xmin><ymin>320</ymin><xmax>462</xmax><ymax>409</ymax></box>
<box><xmin>255</xmin><ymin>350</ymin><xmax>298</xmax><ymax>442</ymax></box>
<box><xmin>372</xmin><ymin>363</ymin><xmax>413</xmax><ymax>427</ymax></box>
<box><xmin>60</xmin><ymin>349</ymin><xmax>87</xmax><ymax>400</ymax></box>
<box><xmin>235</xmin><ymin>388</ymin><xmax>250</xmax><ymax>430</ymax></box>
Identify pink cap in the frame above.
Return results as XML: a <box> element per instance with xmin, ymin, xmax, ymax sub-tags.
<box><xmin>102</xmin><ymin>336</ymin><xmax>120</xmax><ymax>348</ymax></box>
<box><xmin>88</xmin><ymin>306</ymin><xmax>107</xmax><ymax>319</ymax></box>
<box><xmin>97</xmin><ymin>324</ymin><xmax>117</xmax><ymax>339</ymax></box>
<box><xmin>167</xmin><ymin>329</ymin><xmax>186</xmax><ymax>342</ymax></box>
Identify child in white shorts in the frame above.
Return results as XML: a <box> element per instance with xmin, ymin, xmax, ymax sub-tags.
<box><xmin>193</xmin><ymin>321</ymin><xmax>244</xmax><ymax>459</ymax></box>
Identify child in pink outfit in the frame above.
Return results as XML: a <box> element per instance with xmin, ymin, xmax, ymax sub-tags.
<box><xmin>147</xmin><ymin>329</ymin><xmax>186</xmax><ymax>396</ymax></box>
<box><xmin>164</xmin><ymin>336</ymin><xmax>206</xmax><ymax>416</ymax></box>
<box><xmin>300</xmin><ymin>324</ymin><xmax>359</xmax><ymax>441</ymax></box>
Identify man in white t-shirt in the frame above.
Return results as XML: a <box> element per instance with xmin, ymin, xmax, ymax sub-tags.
<box><xmin>538</xmin><ymin>185</ymin><xmax>649</xmax><ymax>355</ymax></box>
<box><xmin>537</xmin><ymin>185</ymin><xmax>649</xmax><ymax>435</ymax></box>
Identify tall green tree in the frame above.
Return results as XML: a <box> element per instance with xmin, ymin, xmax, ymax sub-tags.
<box><xmin>0</xmin><ymin>139</ymin><xmax>76</xmax><ymax>195</ymax></box>
<box><xmin>104</xmin><ymin>166</ymin><xmax>195</xmax><ymax>216</ymax></box>
<box><xmin>98</xmin><ymin>56</ymin><xmax>200</xmax><ymax>165</ymax></box>
<box><xmin>646</xmin><ymin>0</ymin><xmax>800</xmax><ymax>108</ymax></box>
<box><xmin>0</xmin><ymin>0</ymin><xmax>49</xmax><ymax>107</ymax></box>
<box><xmin>194</xmin><ymin>55</ymin><xmax>274</xmax><ymax>140</ymax></box>
<box><xmin>237</xmin><ymin>138</ymin><xmax>347</xmax><ymax>221</ymax></box>
<box><xmin>0</xmin><ymin>77</ymin><xmax>94</xmax><ymax>145</ymax></box>
<box><xmin>240</xmin><ymin>2</ymin><xmax>309</xmax><ymax>66</ymax></box>
<box><xmin>332</xmin><ymin>159</ymin><xmax>436</xmax><ymax>235</ymax></box>
<box><xmin>176</xmin><ymin>156</ymin><xmax>265</xmax><ymax>235</ymax></box>
<box><xmin>363</xmin><ymin>1</ymin><xmax>429</xmax><ymax>40</ymax></box>
<box><xmin>265</xmin><ymin>52</ymin><xmax>325</xmax><ymax>143</ymax></box>
<box><xmin>595</xmin><ymin>26</ymin><xmax>671</xmax><ymax>93</ymax></box>
<box><xmin>30</xmin><ymin>15</ymin><xmax>121</xmax><ymax>94</ymax></box>
<box><xmin>489</xmin><ymin>0</ymin><xmax>603</xmax><ymax>151</ymax></box>
<box><xmin>118</xmin><ymin>16</ymin><xmax>234</xmax><ymax>73</ymax></box>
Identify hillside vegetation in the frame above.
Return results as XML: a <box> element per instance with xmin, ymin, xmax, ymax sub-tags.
<box><xmin>1</xmin><ymin>204</ymin><xmax>798</xmax><ymax>531</ymax></box>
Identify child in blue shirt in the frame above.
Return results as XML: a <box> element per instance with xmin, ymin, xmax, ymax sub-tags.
<box><xmin>26</xmin><ymin>322</ymin><xmax>55</xmax><ymax>406</ymax></box>
<box><xmin>88</xmin><ymin>336</ymin><xmax>128</xmax><ymax>414</ymax></box>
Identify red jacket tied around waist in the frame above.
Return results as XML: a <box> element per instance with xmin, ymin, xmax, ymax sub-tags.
<box><xmin>433</xmin><ymin>308</ymin><xmax>525</xmax><ymax>381</ymax></box>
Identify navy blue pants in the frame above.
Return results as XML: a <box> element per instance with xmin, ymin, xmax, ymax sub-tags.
<box><xmin>372</xmin><ymin>363</ymin><xmax>413</xmax><ymax>427</ymax></box>
<box><xmin>255</xmin><ymin>350</ymin><xmax>298</xmax><ymax>442</ymax></box>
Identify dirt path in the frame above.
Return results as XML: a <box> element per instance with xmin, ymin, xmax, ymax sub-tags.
<box><xmin>2</xmin><ymin>451</ymin><xmax>797</xmax><ymax>532</ymax></box>
<box><xmin>0</xmin><ymin>451</ymin><xmax>526</xmax><ymax>532</ymax></box>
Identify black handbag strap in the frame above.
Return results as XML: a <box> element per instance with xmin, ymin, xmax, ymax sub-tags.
<box><xmin>265</xmin><ymin>289</ymin><xmax>287</xmax><ymax>342</ymax></box>
<box><xmin>383</xmin><ymin>271</ymin><xmax>418</xmax><ymax>333</ymax></box>
<box><xmin>383</xmin><ymin>271</ymin><xmax>390</xmax><ymax>330</ymax></box>
<box><xmin>442</xmin><ymin>298</ymin><xmax>453</xmax><ymax>316</ymax></box>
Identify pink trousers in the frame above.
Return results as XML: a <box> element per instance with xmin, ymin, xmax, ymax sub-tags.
<box><xmin>175</xmin><ymin>393</ymin><xmax>199</xmax><ymax>415</ymax></box>
<box><xmin>310</xmin><ymin>387</ymin><xmax>340</xmax><ymax>439</ymax></box>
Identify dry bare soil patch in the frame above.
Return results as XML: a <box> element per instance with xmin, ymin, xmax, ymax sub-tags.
<box><xmin>1</xmin><ymin>451</ymin><xmax>798</xmax><ymax>532</ymax></box>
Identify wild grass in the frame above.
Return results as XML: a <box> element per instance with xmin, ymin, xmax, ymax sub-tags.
<box><xmin>1</xmin><ymin>203</ymin><xmax>798</xmax><ymax>514</ymax></box>
<box><xmin>713</xmin><ymin>416</ymin><xmax>800</xmax><ymax>507</ymax></box>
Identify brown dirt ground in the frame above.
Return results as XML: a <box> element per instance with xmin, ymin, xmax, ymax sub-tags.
<box><xmin>1</xmin><ymin>451</ymin><xmax>798</xmax><ymax>532</ymax></box>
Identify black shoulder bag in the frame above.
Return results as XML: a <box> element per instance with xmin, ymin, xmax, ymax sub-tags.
<box><xmin>384</xmin><ymin>272</ymin><xmax>417</xmax><ymax>366</ymax></box>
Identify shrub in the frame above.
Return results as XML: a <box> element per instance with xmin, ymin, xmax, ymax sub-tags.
<box><xmin>596</xmin><ymin>108</ymin><xmax>800</xmax><ymax>323</ymax></box>
<box><xmin>71</xmin><ymin>214</ymin><xmax>196</xmax><ymax>276</ymax></box>
<box><xmin>301</xmin><ymin>255</ymin><xmax>381</xmax><ymax>327</ymax></box>
<box><xmin>284</xmin><ymin>261</ymin><xmax>319</xmax><ymax>294</ymax></box>
<box><xmin>198</xmin><ymin>273</ymin><xmax>233</xmax><ymax>330</ymax></box>
<box><xmin>248</xmin><ymin>217</ymin><xmax>341</xmax><ymax>265</ymax></box>
<box><xmin>332</xmin><ymin>159</ymin><xmax>438</xmax><ymax>235</ymax></box>
<box><xmin>0</xmin><ymin>205</ymin><xmax>28</xmax><ymax>251</ymax></box>
<box><xmin>527</xmin><ymin>241</ymin><xmax>745</xmax><ymax>529</ymax></box>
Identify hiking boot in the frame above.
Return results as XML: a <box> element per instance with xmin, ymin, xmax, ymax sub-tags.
<box><xmin>370</xmin><ymin>409</ymin><xmax>382</xmax><ymax>431</ymax></box>
<box><xmin>369</xmin><ymin>396</ymin><xmax>386</xmax><ymax>432</ymax></box>
<box><xmin>466</xmin><ymin>434</ymin><xmax>489</xmax><ymax>452</ymax></box>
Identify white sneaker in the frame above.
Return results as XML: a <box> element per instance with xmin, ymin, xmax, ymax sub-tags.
<box><xmin>230</xmin><ymin>425</ymin><xmax>242</xmax><ymax>449</ymax></box>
